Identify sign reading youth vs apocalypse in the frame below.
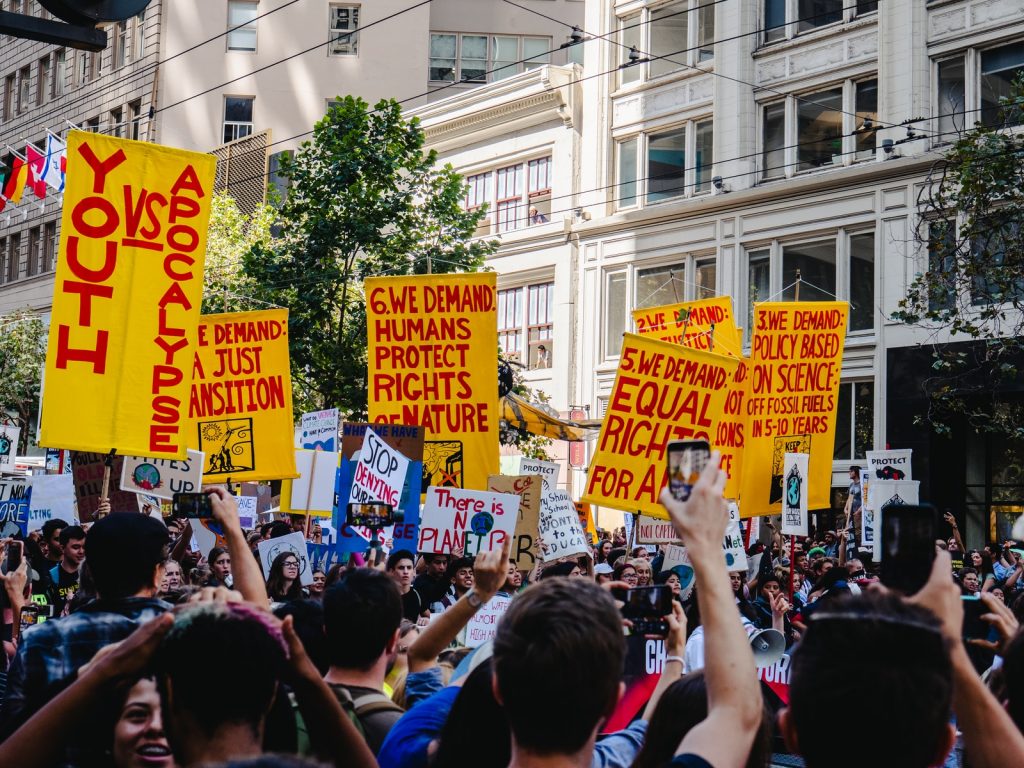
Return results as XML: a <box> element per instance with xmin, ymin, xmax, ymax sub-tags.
<box><xmin>39</xmin><ymin>131</ymin><xmax>215</xmax><ymax>458</ymax></box>
<box><xmin>366</xmin><ymin>274</ymin><xmax>499</xmax><ymax>491</ymax></box>
<box><xmin>188</xmin><ymin>310</ymin><xmax>296</xmax><ymax>482</ymax></box>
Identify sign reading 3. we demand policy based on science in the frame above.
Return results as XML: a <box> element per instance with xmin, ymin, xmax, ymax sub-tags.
<box><xmin>366</xmin><ymin>273</ymin><xmax>498</xmax><ymax>492</ymax></box>
<box><xmin>40</xmin><ymin>131</ymin><xmax>215</xmax><ymax>458</ymax></box>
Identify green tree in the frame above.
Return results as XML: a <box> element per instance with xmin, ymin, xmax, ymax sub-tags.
<box><xmin>895</xmin><ymin>77</ymin><xmax>1024</xmax><ymax>438</ymax></box>
<box><xmin>0</xmin><ymin>310</ymin><xmax>46</xmax><ymax>453</ymax></box>
<box><xmin>202</xmin><ymin>192</ymin><xmax>275</xmax><ymax>314</ymax></box>
<box><xmin>243</xmin><ymin>96</ymin><xmax>497</xmax><ymax>416</ymax></box>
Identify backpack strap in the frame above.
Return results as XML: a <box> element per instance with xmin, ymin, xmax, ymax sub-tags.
<box><xmin>352</xmin><ymin>691</ymin><xmax>404</xmax><ymax>718</ymax></box>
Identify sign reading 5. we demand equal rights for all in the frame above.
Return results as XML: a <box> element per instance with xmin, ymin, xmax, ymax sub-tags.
<box><xmin>40</xmin><ymin>131</ymin><xmax>215</xmax><ymax>458</ymax></box>
<box><xmin>188</xmin><ymin>309</ymin><xmax>296</xmax><ymax>483</ymax></box>
<box><xmin>366</xmin><ymin>273</ymin><xmax>498</xmax><ymax>492</ymax></box>
<box><xmin>582</xmin><ymin>333</ymin><xmax>739</xmax><ymax>519</ymax></box>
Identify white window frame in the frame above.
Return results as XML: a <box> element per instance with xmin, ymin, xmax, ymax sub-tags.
<box><xmin>759</xmin><ymin>76</ymin><xmax>878</xmax><ymax>181</ymax></box>
<box><xmin>429</xmin><ymin>32</ymin><xmax>552</xmax><ymax>84</ymax></box>
<box><xmin>614</xmin><ymin>117</ymin><xmax>714</xmax><ymax>211</ymax></box>
<box><xmin>615</xmin><ymin>0</ymin><xmax>715</xmax><ymax>90</ymax></box>
<box><xmin>462</xmin><ymin>155</ymin><xmax>553</xmax><ymax>234</ymax></box>
<box><xmin>222</xmin><ymin>95</ymin><xmax>255</xmax><ymax>143</ymax></box>
<box><xmin>227</xmin><ymin>0</ymin><xmax>258</xmax><ymax>53</ymax></box>
<box><xmin>329</xmin><ymin>4</ymin><xmax>360</xmax><ymax>57</ymax></box>
<box><xmin>498</xmin><ymin>281</ymin><xmax>556</xmax><ymax>370</ymax></box>
<box><xmin>763</xmin><ymin>0</ymin><xmax>877</xmax><ymax>46</ymax></box>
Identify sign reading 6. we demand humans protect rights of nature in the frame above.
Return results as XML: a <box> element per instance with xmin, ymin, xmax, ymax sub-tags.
<box><xmin>40</xmin><ymin>131</ymin><xmax>215</xmax><ymax>458</ymax></box>
<box><xmin>366</xmin><ymin>273</ymin><xmax>499</xmax><ymax>492</ymax></box>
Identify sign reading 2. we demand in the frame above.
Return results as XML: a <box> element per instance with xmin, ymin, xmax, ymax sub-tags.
<box><xmin>188</xmin><ymin>309</ymin><xmax>296</xmax><ymax>482</ymax></box>
<box><xmin>40</xmin><ymin>131</ymin><xmax>215</xmax><ymax>458</ymax></box>
<box><xmin>582</xmin><ymin>333</ymin><xmax>738</xmax><ymax>518</ymax></box>
<box><xmin>739</xmin><ymin>302</ymin><xmax>848</xmax><ymax>518</ymax></box>
<box><xmin>366</xmin><ymin>273</ymin><xmax>498</xmax><ymax>491</ymax></box>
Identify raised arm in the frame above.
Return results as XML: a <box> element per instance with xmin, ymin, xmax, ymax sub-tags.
<box><xmin>642</xmin><ymin>601</ymin><xmax>686</xmax><ymax>721</ymax></box>
<box><xmin>205</xmin><ymin>487</ymin><xmax>269</xmax><ymax>606</ymax></box>
<box><xmin>660</xmin><ymin>452</ymin><xmax>762</xmax><ymax>768</ymax></box>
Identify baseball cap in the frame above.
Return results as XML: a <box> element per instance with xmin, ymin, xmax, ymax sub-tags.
<box><xmin>594</xmin><ymin>563</ymin><xmax>614</xmax><ymax>575</ymax></box>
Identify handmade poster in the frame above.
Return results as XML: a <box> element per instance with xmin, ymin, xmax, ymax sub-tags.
<box><xmin>190</xmin><ymin>518</ymin><xmax>226</xmax><ymax>558</ymax></box>
<box><xmin>188</xmin><ymin>309</ymin><xmax>296</xmax><ymax>483</ymax></box>
<box><xmin>635</xmin><ymin>514</ymin><xmax>678</xmax><ymax>544</ymax></box>
<box><xmin>257</xmin><ymin>531</ymin><xmax>313</xmax><ymax>586</ymax></box>
<box><xmin>633</xmin><ymin>296</ymin><xmax>744</xmax><ymax>358</ymax></box>
<box><xmin>347</xmin><ymin>427</ymin><xmax>410</xmax><ymax>509</ymax></box>
<box><xmin>780</xmin><ymin>452</ymin><xmax>809</xmax><ymax>537</ymax></box>
<box><xmin>417</xmin><ymin>486</ymin><xmax>520</xmax><ymax>555</ymax></box>
<box><xmin>718</xmin><ymin>359</ymin><xmax>750</xmax><ymax>499</ymax></box>
<box><xmin>307</xmin><ymin>541</ymin><xmax>343</xmax><ymax>573</ymax></box>
<box><xmin>465</xmin><ymin>595</ymin><xmax>512</xmax><ymax>648</ymax></box>
<box><xmin>487</xmin><ymin>475</ymin><xmax>542</xmax><ymax>571</ymax></box>
<box><xmin>582</xmin><ymin>333</ymin><xmax>739</xmax><ymax>518</ymax></box>
<box><xmin>70</xmin><ymin>451</ymin><xmax>141</xmax><ymax>521</ymax></box>
<box><xmin>860</xmin><ymin>468</ymin><xmax>874</xmax><ymax>548</ymax></box>
<box><xmin>300</xmin><ymin>408</ymin><xmax>339</xmax><ymax>451</ymax></box>
<box><xmin>575</xmin><ymin>500</ymin><xmax>598</xmax><ymax>543</ymax></box>
<box><xmin>40</xmin><ymin>131</ymin><xmax>214</xmax><ymax>458</ymax></box>
<box><xmin>119</xmin><ymin>450</ymin><xmax>204</xmax><ymax>500</ymax></box>
<box><xmin>44</xmin><ymin>448</ymin><xmax>71</xmax><ymax>475</ymax></box>
<box><xmin>28</xmin><ymin>474</ymin><xmax>76</xmax><ymax>527</ymax></box>
<box><xmin>366</xmin><ymin>273</ymin><xmax>499</xmax><ymax>491</ymax></box>
<box><xmin>0</xmin><ymin>478</ymin><xmax>32</xmax><ymax>537</ymax></box>
<box><xmin>724</xmin><ymin>501</ymin><xmax>748</xmax><ymax>571</ymax></box>
<box><xmin>758</xmin><ymin>654</ymin><xmax>792</xmax><ymax>705</ymax></box>
<box><xmin>662</xmin><ymin>544</ymin><xmax>696</xmax><ymax>600</ymax></box>
<box><xmin>538</xmin><ymin>489</ymin><xmax>588</xmax><ymax>562</ymax></box>
<box><xmin>739</xmin><ymin>302</ymin><xmax>848</xmax><ymax>517</ymax></box>
<box><xmin>236</xmin><ymin>495</ymin><xmax>257</xmax><ymax>528</ymax></box>
<box><xmin>866</xmin><ymin>449</ymin><xmax>912</xmax><ymax>481</ymax></box>
<box><xmin>0</xmin><ymin>426</ymin><xmax>20</xmax><ymax>471</ymax></box>
<box><xmin>282</xmin><ymin>449</ymin><xmax>339</xmax><ymax>518</ymax></box>
<box><xmin>869</xmin><ymin>479</ymin><xmax>920</xmax><ymax>562</ymax></box>
<box><xmin>501</xmin><ymin>455</ymin><xmax>559</xmax><ymax>492</ymax></box>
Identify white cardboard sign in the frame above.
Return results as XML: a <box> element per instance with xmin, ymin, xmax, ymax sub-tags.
<box><xmin>465</xmin><ymin>594</ymin><xmax>512</xmax><ymax>648</ymax></box>
<box><xmin>0</xmin><ymin>426</ymin><xmax>20</xmax><ymax>472</ymax></box>
<box><xmin>28</xmin><ymin>474</ymin><xmax>76</xmax><ymax>526</ymax></box>
<box><xmin>538</xmin><ymin>489</ymin><xmax>588</xmax><ymax>562</ymax></box>
<box><xmin>636</xmin><ymin>514</ymin><xmax>678</xmax><ymax>544</ymax></box>
<box><xmin>120</xmin><ymin>450</ymin><xmax>205</xmax><ymax>500</ymax></box>
<box><xmin>289</xmin><ymin>450</ymin><xmax>339</xmax><ymax>514</ymax></box>
<box><xmin>781</xmin><ymin>453</ymin><xmax>809</xmax><ymax>537</ymax></box>
<box><xmin>418</xmin><ymin>486</ymin><xmax>521</xmax><ymax>555</ymax></box>
<box><xmin>300</xmin><ymin>408</ymin><xmax>339</xmax><ymax>451</ymax></box>
<box><xmin>869</xmin><ymin>479</ymin><xmax>920</xmax><ymax>562</ymax></box>
<box><xmin>347</xmin><ymin>427</ymin><xmax>410</xmax><ymax>508</ymax></box>
<box><xmin>257</xmin><ymin>531</ymin><xmax>313</xmax><ymax>586</ymax></box>
<box><xmin>866</xmin><ymin>449</ymin><xmax>912</xmax><ymax>482</ymax></box>
<box><xmin>724</xmin><ymin>502</ymin><xmax>748</xmax><ymax>571</ymax></box>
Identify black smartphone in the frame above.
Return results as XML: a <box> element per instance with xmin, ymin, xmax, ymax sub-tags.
<box><xmin>666</xmin><ymin>440</ymin><xmax>711</xmax><ymax>502</ymax></box>
<box><xmin>961</xmin><ymin>595</ymin><xmax>989</xmax><ymax>641</ymax></box>
<box><xmin>172</xmin><ymin>492</ymin><xmax>214</xmax><ymax>519</ymax></box>
<box><xmin>622</xmin><ymin>585</ymin><xmax>673</xmax><ymax>637</ymax></box>
<box><xmin>880</xmin><ymin>503</ymin><xmax>940</xmax><ymax>594</ymax></box>
<box><xmin>7</xmin><ymin>540</ymin><xmax>22</xmax><ymax>572</ymax></box>
<box><xmin>347</xmin><ymin>502</ymin><xmax>395</xmax><ymax>529</ymax></box>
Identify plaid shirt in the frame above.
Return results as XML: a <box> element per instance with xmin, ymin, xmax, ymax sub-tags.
<box><xmin>0</xmin><ymin>596</ymin><xmax>171</xmax><ymax>736</ymax></box>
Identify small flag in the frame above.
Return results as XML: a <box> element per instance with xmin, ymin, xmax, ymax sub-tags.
<box><xmin>1</xmin><ymin>156</ymin><xmax>27</xmax><ymax>205</ymax></box>
<box><xmin>25</xmin><ymin>144</ymin><xmax>47</xmax><ymax>200</ymax></box>
<box><xmin>42</xmin><ymin>134</ymin><xmax>66</xmax><ymax>192</ymax></box>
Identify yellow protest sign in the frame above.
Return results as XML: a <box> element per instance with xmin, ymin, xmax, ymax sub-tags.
<box><xmin>718</xmin><ymin>357</ymin><xmax>750</xmax><ymax>500</ymax></box>
<box><xmin>40</xmin><ymin>131</ymin><xmax>214</xmax><ymax>458</ymax></box>
<box><xmin>633</xmin><ymin>296</ymin><xmax>743</xmax><ymax>358</ymax></box>
<box><xmin>739</xmin><ymin>302</ymin><xmax>848</xmax><ymax>518</ymax></box>
<box><xmin>188</xmin><ymin>310</ymin><xmax>297</xmax><ymax>482</ymax></box>
<box><xmin>582</xmin><ymin>333</ymin><xmax>739</xmax><ymax>519</ymax></box>
<box><xmin>366</xmin><ymin>273</ymin><xmax>499</xmax><ymax>492</ymax></box>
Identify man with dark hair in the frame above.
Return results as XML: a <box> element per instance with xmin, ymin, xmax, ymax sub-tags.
<box><xmin>412</xmin><ymin>553</ymin><xmax>449</xmax><ymax>612</ymax></box>
<box><xmin>40</xmin><ymin>519</ymin><xmax>68</xmax><ymax>566</ymax></box>
<box><xmin>386</xmin><ymin>549</ymin><xmax>424</xmax><ymax>622</ymax></box>
<box><xmin>0</xmin><ymin>513</ymin><xmax>171</xmax><ymax>737</ymax></box>
<box><xmin>323</xmin><ymin>568</ymin><xmax>405</xmax><ymax>753</ymax></box>
<box><xmin>440</xmin><ymin>556</ymin><xmax>473</xmax><ymax>609</ymax></box>
<box><xmin>46</xmin><ymin>524</ymin><xmax>85</xmax><ymax>615</ymax></box>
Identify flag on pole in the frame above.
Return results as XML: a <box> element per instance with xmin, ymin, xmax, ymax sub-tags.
<box><xmin>1</xmin><ymin>154</ymin><xmax>27</xmax><ymax>205</ymax></box>
<box><xmin>42</xmin><ymin>134</ymin><xmax>66</xmax><ymax>192</ymax></box>
<box><xmin>24</xmin><ymin>144</ymin><xmax>47</xmax><ymax>200</ymax></box>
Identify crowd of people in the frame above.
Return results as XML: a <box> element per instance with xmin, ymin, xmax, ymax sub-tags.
<box><xmin>1</xmin><ymin>453</ymin><xmax>1023</xmax><ymax>767</ymax></box>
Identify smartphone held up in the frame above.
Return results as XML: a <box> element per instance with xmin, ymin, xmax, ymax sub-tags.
<box><xmin>172</xmin><ymin>492</ymin><xmax>214</xmax><ymax>519</ymax></box>
<box><xmin>666</xmin><ymin>440</ymin><xmax>711</xmax><ymax>503</ymax></box>
<box><xmin>879</xmin><ymin>503</ymin><xmax>940</xmax><ymax>594</ymax></box>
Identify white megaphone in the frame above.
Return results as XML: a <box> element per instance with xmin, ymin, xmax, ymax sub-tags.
<box><xmin>748</xmin><ymin>628</ymin><xmax>786</xmax><ymax>668</ymax></box>
<box><xmin>1013</xmin><ymin>514</ymin><xmax>1024</xmax><ymax>542</ymax></box>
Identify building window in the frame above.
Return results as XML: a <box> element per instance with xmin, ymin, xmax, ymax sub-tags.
<box><xmin>329</xmin><ymin>5</ymin><xmax>359</xmax><ymax>56</ymax></box>
<box><xmin>52</xmin><ymin>49</ymin><xmax>66</xmax><ymax>98</ymax></box>
<box><xmin>134</xmin><ymin>11</ymin><xmax>145</xmax><ymax>61</ymax></box>
<box><xmin>227</xmin><ymin>0</ymin><xmax>258</xmax><ymax>52</ymax></box>
<box><xmin>497</xmin><ymin>282</ymin><xmax>555</xmax><ymax>369</ymax></box>
<box><xmin>935</xmin><ymin>42</ymin><xmax>1024</xmax><ymax>137</ymax></box>
<box><xmin>128</xmin><ymin>99</ymin><xmax>142</xmax><ymax>140</ymax></box>
<box><xmin>782</xmin><ymin>240</ymin><xmax>837</xmax><ymax>301</ymax></box>
<box><xmin>110</xmin><ymin>107</ymin><xmax>123</xmax><ymax>138</ymax></box>
<box><xmin>430</xmin><ymin>33</ymin><xmax>552</xmax><ymax>83</ymax></box>
<box><xmin>26</xmin><ymin>227</ymin><xmax>40</xmax><ymax>277</ymax></box>
<box><xmin>616</xmin><ymin>0</ymin><xmax>714</xmax><ymax>87</ymax></box>
<box><xmin>971</xmin><ymin>220</ymin><xmax>1024</xmax><ymax>306</ymax></box>
<box><xmin>223</xmin><ymin>96</ymin><xmax>254</xmax><ymax>143</ymax></box>
<box><xmin>36</xmin><ymin>55</ymin><xmax>49</xmax><ymax>106</ymax></box>
<box><xmin>463</xmin><ymin>156</ymin><xmax>553</xmax><ymax>233</ymax></box>
<box><xmin>112</xmin><ymin>20</ymin><xmax>127</xmax><ymax>69</ymax></box>
<box><xmin>616</xmin><ymin>119</ymin><xmax>714</xmax><ymax>209</ymax></box>
<box><xmin>833</xmin><ymin>381</ymin><xmax>874</xmax><ymax>460</ymax></box>
<box><xmin>765</xmin><ymin>0</ymin><xmax>868</xmax><ymax>44</ymax></box>
<box><xmin>17</xmin><ymin>66</ymin><xmax>30</xmax><ymax>113</ymax></box>
<box><xmin>77</xmin><ymin>50</ymin><xmax>97</xmax><ymax>84</ymax></box>
<box><xmin>0</xmin><ymin>238</ymin><xmax>5</xmax><ymax>283</ymax></box>
<box><xmin>746</xmin><ymin>249</ymin><xmax>771</xmax><ymax>342</ymax></box>
<box><xmin>604</xmin><ymin>271</ymin><xmax>628</xmax><ymax>358</ymax></box>
<box><xmin>849</xmin><ymin>233</ymin><xmax>875</xmax><ymax>332</ymax></box>
<box><xmin>761</xmin><ymin>78</ymin><xmax>877</xmax><ymax>179</ymax></box>
<box><xmin>84</xmin><ymin>116</ymin><xmax>100</xmax><ymax>132</ymax></box>
<box><xmin>43</xmin><ymin>222</ymin><xmax>56</xmax><ymax>272</ymax></box>
<box><xmin>4</xmin><ymin>232</ymin><xmax>21</xmax><ymax>283</ymax></box>
<box><xmin>926</xmin><ymin>221</ymin><xmax>956</xmax><ymax>313</ymax></box>
<box><xmin>2</xmin><ymin>75</ymin><xmax>13</xmax><ymax>121</ymax></box>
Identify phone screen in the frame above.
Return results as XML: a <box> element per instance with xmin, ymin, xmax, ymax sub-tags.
<box><xmin>347</xmin><ymin>503</ymin><xmax>395</xmax><ymax>529</ymax></box>
<box><xmin>622</xmin><ymin>585</ymin><xmax>674</xmax><ymax>618</ymax></box>
<box><xmin>667</xmin><ymin>440</ymin><xmax>711</xmax><ymax>502</ymax></box>
<box><xmin>880</xmin><ymin>504</ymin><xmax>939</xmax><ymax>594</ymax></box>
<box><xmin>961</xmin><ymin>596</ymin><xmax>989</xmax><ymax>641</ymax></box>
<box><xmin>7</xmin><ymin>541</ymin><xmax>22</xmax><ymax>571</ymax></box>
<box><xmin>172</xmin><ymin>493</ymin><xmax>214</xmax><ymax>519</ymax></box>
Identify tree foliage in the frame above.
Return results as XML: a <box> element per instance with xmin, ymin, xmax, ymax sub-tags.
<box><xmin>243</xmin><ymin>96</ymin><xmax>497</xmax><ymax>416</ymax></box>
<box><xmin>202</xmin><ymin>192</ymin><xmax>275</xmax><ymax>314</ymax></box>
<box><xmin>895</xmin><ymin>77</ymin><xmax>1024</xmax><ymax>438</ymax></box>
<box><xmin>0</xmin><ymin>311</ymin><xmax>46</xmax><ymax>453</ymax></box>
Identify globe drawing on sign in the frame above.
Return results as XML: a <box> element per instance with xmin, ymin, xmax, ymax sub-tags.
<box><xmin>470</xmin><ymin>511</ymin><xmax>494</xmax><ymax>536</ymax></box>
<box><xmin>132</xmin><ymin>463</ymin><xmax>162</xmax><ymax>491</ymax></box>
<box><xmin>0</xmin><ymin>433</ymin><xmax>11</xmax><ymax>458</ymax></box>
<box><xmin>786</xmin><ymin>473</ymin><xmax>801</xmax><ymax>507</ymax></box>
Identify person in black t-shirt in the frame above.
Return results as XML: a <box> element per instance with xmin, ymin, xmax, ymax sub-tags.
<box><xmin>47</xmin><ymin>525</ymin><xmax>85</xmax><ymax>616</ymax></box>
<box><xmin>412</xmin><ymin>553</ymin><xmax>450</xmax><ymax>610</ymax></box>
<box><xmin>386</xmin><ymin>549</ymin><xmax>424</xmax><ymax>622</ymax></box>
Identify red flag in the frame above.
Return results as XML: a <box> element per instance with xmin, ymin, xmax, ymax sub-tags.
<box><xmin>25</xmin><ymin>145</ymin><xmax>47</xmax><ymax>199</ymax></box>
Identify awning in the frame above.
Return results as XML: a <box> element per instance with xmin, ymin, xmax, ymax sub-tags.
<box><xmin>501</xmin><ymin>393</ymin><xmax>598</xmax><ymax>442</ymax></box>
